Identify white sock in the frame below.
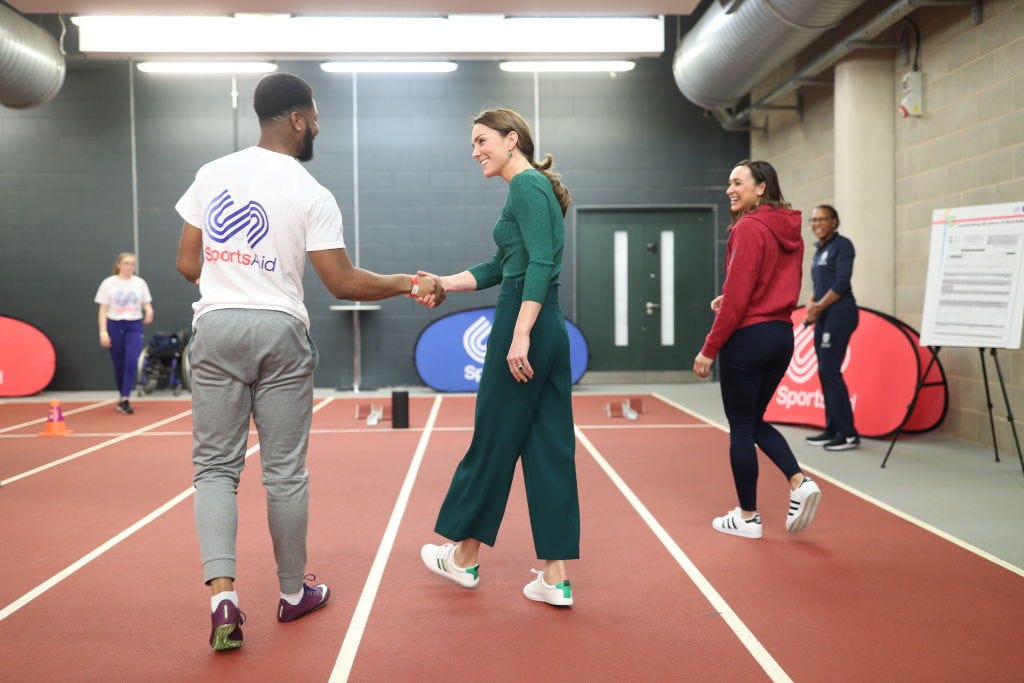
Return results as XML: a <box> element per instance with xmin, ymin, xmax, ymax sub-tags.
<box><xmin>211</xmin><ymin>590</ymin><xmax>239</xmax><ymax>612</ymax></box>
<box><xmin>281</xmin><ymin>588</ymin><xmax>304</xmax><ymax>605</ymax></box>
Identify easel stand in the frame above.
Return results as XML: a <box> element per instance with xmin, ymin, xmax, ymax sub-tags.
<box><xmin>882</xmin><ymin>346</ymin><xmax>941</xmax><ymax>468</ymax></box>
<box><xmin>883</xmin><ymin>346</ymin><xmax>1024</xmax><ymax>478</ymax></box>
<box><xmin>980</xmin><ymin>348</ymin><xmax>1024</xmax><ymax>477</ymax></box>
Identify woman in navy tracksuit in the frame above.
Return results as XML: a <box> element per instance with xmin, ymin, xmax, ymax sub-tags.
<box><xmin>802</xmin><ymin>204</ymin><xmax>860</xmax><ymax>451</ymax></box>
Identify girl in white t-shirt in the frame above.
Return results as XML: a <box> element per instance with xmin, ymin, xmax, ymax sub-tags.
<box><xmin>94</xmin><ymin>252</ymin><xmax>154</xmax><ymax>414</ymax></box>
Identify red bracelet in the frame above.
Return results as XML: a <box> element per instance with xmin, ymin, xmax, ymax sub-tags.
<box><xmin>408</xmin><ymin>274</ymin><xmax>420</xmax><ymax>297</ymax></box>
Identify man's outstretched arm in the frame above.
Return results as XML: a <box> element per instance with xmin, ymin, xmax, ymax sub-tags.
<box><xmin>308</xmin><ymin>248</ymin><xmax>444</xmax><ymax>307</ymax></box>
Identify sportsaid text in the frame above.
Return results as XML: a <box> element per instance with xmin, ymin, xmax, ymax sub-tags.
<box><xmin>204</xmin><ymin>246</ymin><xmax>277</xmax><ymax>272</ymax></box>
<box><xmin>775</xmin><ymin>386</ymin><xmax>857</xmax><ymax>411</ymax></box>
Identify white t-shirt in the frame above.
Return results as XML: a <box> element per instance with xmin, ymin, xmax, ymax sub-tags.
<box><xmin>94</xmin><ymin>275</ymin><xmax>152</xmax><ymax>320</ymax></box>
<box><xmin>175</xmin><ymin>146</ymin><xmax>346</xmax><ymax>330</ymax></box>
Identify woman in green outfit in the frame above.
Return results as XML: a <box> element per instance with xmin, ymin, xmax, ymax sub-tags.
<box><xmin>419</xmin><ymin>108</ymin><xmax>579</xmax><ymax>607</ymax></box>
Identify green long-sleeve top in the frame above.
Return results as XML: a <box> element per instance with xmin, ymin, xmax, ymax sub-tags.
<box><xmin>468</xmin><ymin>168</ymin><xmax>564</xmax><ymax>303</ymax></box>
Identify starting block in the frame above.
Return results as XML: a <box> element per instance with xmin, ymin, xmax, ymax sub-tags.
<box><xmin>356</xmin><ymin>391</ymin><xmax>410</xmax><ymax>428</ymax></box>
<box><xmin>626</xmin><ymin>396</ymin><xmax>646</xmax><ymax>413</ymax></box>
<box><xmin>366</xmin><ymin>404</ymin><xmax>393</xmax><ymax>426</ymax></box>
<box><xmin>604</xmin><ymin>398</ymin><xmax>639</xmax><ymax>421</ymax></box>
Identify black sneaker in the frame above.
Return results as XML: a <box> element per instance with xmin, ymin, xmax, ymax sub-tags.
<box><xmin>805</xmin><ymin>431</ymin><xmax>835</xmax><ymax>446</ymax></box>
<box><xmin>824</xmin><ymin>435</ymin><xmax>860</xmax><ymax>451</ymax></box>
<box><xmin>115</xmin><ymin>400</ymin><xmax>134</xmax><ymax>415</ymax></box>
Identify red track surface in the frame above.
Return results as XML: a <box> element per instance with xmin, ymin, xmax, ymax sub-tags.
<box><xmin>0</xmin><ymin>394</ymin><xmax>1021</xmax><ymax>681</ymax></box>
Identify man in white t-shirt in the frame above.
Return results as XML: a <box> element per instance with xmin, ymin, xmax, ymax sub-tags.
<box><xmin>175</xmin><ymin>72</ymin><xmax>444</xmax><ymax>652</ymax></box>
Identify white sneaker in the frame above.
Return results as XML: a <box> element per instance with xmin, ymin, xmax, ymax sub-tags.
<box><xmin>712</xmin><ymin>508</ymin><xmax>763</xmax><ymax>538</ymax></box>
<box><xmin>523</xmin><ymin>569</ymin><xmax>573</xmax><ymax>606</ymax></box>
<box><xmin>420</xmin><ymin>543</ymin><xmax>479</xmax><ymax>588</ymax></box>
<box><xmin>786</xmin><ymin>475</ymin><xmax>821</xmax><ymax>534</ymax></box>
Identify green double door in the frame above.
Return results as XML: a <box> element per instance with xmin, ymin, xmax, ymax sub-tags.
<box><xmin>576</xmin><ymin>208</ymin><xmax>716</xmax><ymax>379</ymax></box>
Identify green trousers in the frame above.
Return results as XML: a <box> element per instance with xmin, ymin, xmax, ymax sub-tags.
<box><xmin>434</xmin><ymin>279</ymin><xmax>580</xmax><ymax>559</ymax></box>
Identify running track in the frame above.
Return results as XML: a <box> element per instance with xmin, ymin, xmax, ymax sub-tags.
<box><xmin>0</xmin><ymin>394</ymin><xmax>1021</xmax><ymax>681</ymax></box>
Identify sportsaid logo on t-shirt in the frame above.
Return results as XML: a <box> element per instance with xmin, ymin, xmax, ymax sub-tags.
<box><xmin>203</xmin><ymin>189</ymin><xmax>277</xmax><ymax>272</ymax></box>
<box><xmin>113</xmin><ymin>290</ymin><xmax>139</xmax><ymax>308</ymax></box>
<box><xmin>111</xmin><ymin>289</ymin><xmax>140</xmax><ymax>316</ymax></box>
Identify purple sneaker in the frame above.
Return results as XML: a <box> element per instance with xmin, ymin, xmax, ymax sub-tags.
<box><xmin>209</xmin><ymin>599</ymin><xmax>244</xmax><ymax>651</ymax></box>
<box><xmin>277</xmin><ymin>580</ymin><xmax>330</xmax><ymax>623</ymax></box>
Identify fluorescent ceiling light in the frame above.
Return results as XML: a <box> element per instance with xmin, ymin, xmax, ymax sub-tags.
<box><xmin>320</xmin><ymin>61</ymin><xmax>458</xmax><ymax>73</ymax></box>
<box><xmin>500</xmin><ymin>61</ymin><xmax>636</xmax><ymax>73</ymax></box>
<box><xmin>71</xmin><ymin>15</ymin><xmax>663</xmax><ymax>57</ymax></box>
<box><xmin>136</xmin><ymin>62</ymin><xmax>278</xmax><ymax>74</ymax></box>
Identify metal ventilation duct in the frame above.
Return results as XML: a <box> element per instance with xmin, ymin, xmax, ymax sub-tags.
<box><xmin>0</xmin><ymin>5</ymin><xmax>66</xmax><ymax>109</ymax></box>
<box><xmin>673</xmin><ymin>0</ymin><xmax>869</xmax><ymax>110</ymax></box>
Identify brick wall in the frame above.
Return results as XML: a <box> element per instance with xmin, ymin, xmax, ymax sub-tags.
<box><xmin>752</xmin><ymin>0</ymin><xmax>1024</xmax><ymax>452</ymax></box>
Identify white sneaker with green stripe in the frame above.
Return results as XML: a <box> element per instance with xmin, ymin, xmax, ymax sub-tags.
<box><xmin>421</xmin><ymin>543</ymin><xmax>479</xmax><ymax>588</ymax></box>
<box><xmin>523</xmin><ymin>569</ymin><xmax>573</xmax><ymax>606</ymax></box>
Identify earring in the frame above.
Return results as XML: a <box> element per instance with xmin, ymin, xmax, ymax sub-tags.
<box><xmin>508</xmin><ymin>149</ymin><xmax>513</xmax><ymax>158</ymax></box>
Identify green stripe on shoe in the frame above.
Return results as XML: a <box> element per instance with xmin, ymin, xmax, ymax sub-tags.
<box><xmin>557</xmin><ymin>580</ymin><xmax>572</xmax><ymax>599</ymax></box>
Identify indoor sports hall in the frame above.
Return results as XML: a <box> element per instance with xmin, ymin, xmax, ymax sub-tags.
<box><xmin>2</xmin><ymin>1</ymin><xmax>1023</xmax><ymax>681</ymax></box>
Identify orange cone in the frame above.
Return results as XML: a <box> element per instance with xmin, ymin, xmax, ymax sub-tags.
<box><xmin>38</xmin><ymin>399</ymin><xmax>74</xmax><ymax>437</ymax></box>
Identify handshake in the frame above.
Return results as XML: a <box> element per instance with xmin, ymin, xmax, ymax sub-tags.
<box><xmin>408</xmin><ymin>269</ymin><xmax>447</xmax><ymax>309</ymax></box>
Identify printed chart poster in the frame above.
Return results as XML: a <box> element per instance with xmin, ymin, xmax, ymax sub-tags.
<box><xmin>921</xmin><ymin>202</ymin><xmax>1024</xmax><ymax>349</ymax></box>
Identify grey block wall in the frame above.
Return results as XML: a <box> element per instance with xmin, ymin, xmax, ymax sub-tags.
<box><xmin>0</xmin><ymin>32</ymin><xmax>748</xmax><ymax>393</ymax></box>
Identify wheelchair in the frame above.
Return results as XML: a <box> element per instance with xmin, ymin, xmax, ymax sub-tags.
<box><xmin>135</xmin><ymin>329</ymin><xmax>191</xmax><ymax>396</ymax></box>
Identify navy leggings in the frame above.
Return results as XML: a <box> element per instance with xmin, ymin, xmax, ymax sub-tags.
<box><xmin>107</xmin><ymin>319</ymin><xmax>144</xmax><ymax>398</ymax></box>
<box><xmin>718</xmin><ymin>321</ymin><xmax>802</xmax><ymax>512</ymax></box>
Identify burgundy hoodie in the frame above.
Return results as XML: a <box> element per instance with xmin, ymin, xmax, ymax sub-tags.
<box><xmin>700</xmin><ymin>205</ymin><xmax>804</xmax><ymax>359</ymax></box>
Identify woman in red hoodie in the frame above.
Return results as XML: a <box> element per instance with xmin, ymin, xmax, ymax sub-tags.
<box><xmin>693</xmin><ymin>160</ymin><xmax>822</xmax><ymax>539</ymax></box>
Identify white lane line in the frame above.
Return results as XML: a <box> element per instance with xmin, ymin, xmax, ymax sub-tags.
<box><xmin>651</xmin><ymin>392</ymin><xmax>1024</xmax><ymax>577</ymax></box>
<box><xmin>2</xmin><ymin>424</ymin><xmax>448</xmax><ymax>438</ymax></box>
<box><xmin>0</xmin><ymin>431</ymin><xmax>198</xmax><ymax>439</ymax></box>
<box><xmin>0</xmin><ymin>409</ymin><xmax>194</xmax><ymax>487</ymax></box>
<box><xmin>0</xmin><ymin>484</ymin><xmax>202</xmax><ymax>623</ymax></box>
<box><xmin>651</xmin><ymin>392</ymin><xmax>729</xmax><ymax>432</ymax></box>
<box><xmin>795</xmin><ymin>468</ymin><xmax>1024</xmax><ymax>578</ymax></box>
<box><xmin>329</xmin><ymin>395</ymin><xmax>443</xmax><ymax>683</ymax></box>
<box><xmin>575</xmin><ymin>426</ymin><xmax>793</xmax><ymax>683</ymax></box>
<box><xmin>0</xmin><ymin>397</ymin><xmax>335</xmax><ymax>622</ymax></box>
<box><xmin>563</xmin><ymin>422</ymin><xmax>714</xmax><ymax>430</ymax></box>
<box><xmin>0</xmin><ymin>400</ymin><xmax>117</xmax><ymax>434</ymax></box>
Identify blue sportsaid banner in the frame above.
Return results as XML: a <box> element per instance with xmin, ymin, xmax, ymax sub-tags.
<box><xmin>414</xmin><ymin>307</ymin><xmax>589</xmax><ymax>392</ymax></box>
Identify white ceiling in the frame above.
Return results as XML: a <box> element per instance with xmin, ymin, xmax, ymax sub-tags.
<box><xmin>11</xmin><ymin>1</ymin><xmax>700</xmax><ymax>15</ymax></box>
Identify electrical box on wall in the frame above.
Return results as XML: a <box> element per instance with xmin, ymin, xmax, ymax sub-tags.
<box><xmin>900</xmin><ymin>70</ymin><xmax>923</xmax><ymax>118</ymax></box>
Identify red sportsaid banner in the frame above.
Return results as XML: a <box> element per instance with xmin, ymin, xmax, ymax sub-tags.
<box><xmin>764</xmin><ymin>307</ymin><xmax>947</xmax><ymax>438</ymax></box>
<box><xmin>0</xmin><ymin>316</ymin><xmax>57</xmax><ymax>397</ymax></box>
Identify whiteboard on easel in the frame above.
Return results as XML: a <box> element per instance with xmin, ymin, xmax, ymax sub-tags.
<box><xmin>920</xmin><ymin>201</ymin><xmax>1024</xmax><ymax>349</ymax></box>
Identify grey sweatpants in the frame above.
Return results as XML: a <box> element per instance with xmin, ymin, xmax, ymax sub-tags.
<box><xmin>189</xmin><ymin>308</ymin><xmax>317</xmax><ymax>593</ymax></box>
